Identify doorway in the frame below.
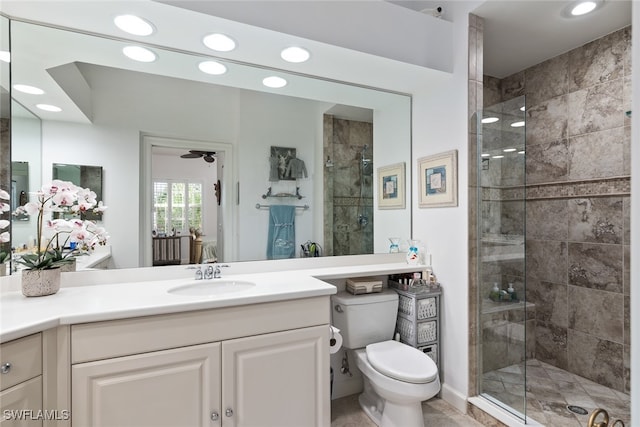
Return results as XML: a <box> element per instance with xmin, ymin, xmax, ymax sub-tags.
<box><xmin>140</xmin><ymin>135</ymin><xmax>234</xmax><ymax>267</ymax></box>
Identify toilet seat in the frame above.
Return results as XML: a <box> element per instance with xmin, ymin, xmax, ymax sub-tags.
<box><xmin>366</xmin><ymin>340</ymin><xmax>438</xmax><ymax>384</ymax></box>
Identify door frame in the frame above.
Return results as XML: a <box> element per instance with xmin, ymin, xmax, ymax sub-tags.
<box><xmin>140</xmin><ymin>134</ymin><xmax>235</xmax><ymax>267</ymax></box>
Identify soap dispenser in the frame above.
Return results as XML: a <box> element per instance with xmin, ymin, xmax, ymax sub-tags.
<box><xmin>490</xmin><ymin>283</ymin><xmax>500</xmax><ymax>301</ymax></box>
<box><xmin>507</xmin><ymin>283</ymin><xmax>517</xmax><ymax>301</ymax></box>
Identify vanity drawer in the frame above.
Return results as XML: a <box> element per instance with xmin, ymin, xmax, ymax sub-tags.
<box><xmin>0</xmin><ymin>333</ymin><xmax>42</xmax><ymax>391</ymax></box>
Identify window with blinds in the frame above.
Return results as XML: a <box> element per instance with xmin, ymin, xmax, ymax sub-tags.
<box><xmin>153</xmin><ymin>180</ymin><xmax>203</xmax><ymax>234</ymax></box>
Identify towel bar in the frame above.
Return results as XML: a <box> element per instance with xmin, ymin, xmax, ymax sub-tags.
<box><xmin>255</xmin><ymin>203</ymin><xmax>309</xmax><ymax>210</ymax></box>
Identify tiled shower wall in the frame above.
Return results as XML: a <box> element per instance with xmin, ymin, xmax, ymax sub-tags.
<box><xmin>486</xmin><ymin>26</ymin><xmax>631</xmax><ymax>393</ymax></box>
<box><xmin>323</xmin><ymin>115</ymin><xmax>373</xmax><ymax>256</ymax></box>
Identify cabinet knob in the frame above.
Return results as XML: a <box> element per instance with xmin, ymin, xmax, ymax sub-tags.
<box><xmin>225</xmin><ymin>408</ymin><xmax>234</xmax><ymax>417</ymax></box>
<box><xmin>210</xmin><ymin>412</ymin><xmax>219</xmax><ymax>421</ymax></box>
<box><xmin>0</xmin><ymin>362</ymin><xmax>11</xmax><ymax>374</ymax></box>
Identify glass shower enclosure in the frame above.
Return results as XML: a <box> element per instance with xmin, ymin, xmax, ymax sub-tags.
<box><xmin>477</xmin><ymin>96</ymin><xmax>530</xmax><ymax>419</ymax></box>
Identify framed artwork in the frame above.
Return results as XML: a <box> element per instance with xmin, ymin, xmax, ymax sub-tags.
<box><xmin>270</xmin><ymin>146</ymin><xmax>297</xmax><ymax>181</ymax></box>
<box><xmin>418</xmin><ymin>150</ymin><xmax>458</xmax><ymax>208</ymax></box>
<box><xmin>377</xmin><ymin>162</ymin><xmax>405</xmax><ymax>209</ymax></box>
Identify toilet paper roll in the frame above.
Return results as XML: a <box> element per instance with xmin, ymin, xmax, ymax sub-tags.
<box><xmin>329</xmin><ymin>326</ymin><xmax>343</xmax><ymax>354</ymax></box>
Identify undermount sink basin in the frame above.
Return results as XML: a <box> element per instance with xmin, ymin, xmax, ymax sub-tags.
<box><xmin>168</xmin><ymin>280</ymin><xmax>256</xmax><ymax>296</ymax></box>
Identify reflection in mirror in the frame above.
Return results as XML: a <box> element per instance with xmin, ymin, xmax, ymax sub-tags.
<box><xmin>8</xmin><ymin>17</ymin><xmax>411</xmax><ymax>270</ymax></box>
<box><xmin>11</xmin><ymin>100</ymin><xmax>41</xmax><ymax>251</ymax></box>
<box><xmin>11</xmin><ymin>161</ymin><xmax>28</xmax><ymax>220</ymax></box>
<box><xmin>52</xmin><ymin>163</ymin><xmax>103</xmax><ymax>221</ymax></box>
<box><xmin>0</xmin><ymin>15</ymin><xmax>10</xmax><ymax>269</ymax></box>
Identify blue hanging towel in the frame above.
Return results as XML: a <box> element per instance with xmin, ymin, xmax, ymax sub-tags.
<box><xmin>267</xmin><ymin>205</ymin><xmax>296</xmax><ymax>259</ymax></box>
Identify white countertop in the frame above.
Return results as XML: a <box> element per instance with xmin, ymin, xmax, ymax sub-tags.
<box><xmin>0</xmin><ymin>254</ymin><xmax>426</xmax><ymax>343</ymax></box>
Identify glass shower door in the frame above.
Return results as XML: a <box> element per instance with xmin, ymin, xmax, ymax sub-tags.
<box><xmin>477</xmin><ymin>96</ymin><xmax>529</xmax><ymax>419</ymax></box>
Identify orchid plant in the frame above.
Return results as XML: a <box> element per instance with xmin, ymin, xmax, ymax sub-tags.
<box><xmin>13</xmin><ymin>180</ymin><xmax>109</xmax><ymax>270</ymax></box>
<box><xmin>0</xmin><ymin>189</ymin><xmax>10</xmax><ymax>263</ymax></box>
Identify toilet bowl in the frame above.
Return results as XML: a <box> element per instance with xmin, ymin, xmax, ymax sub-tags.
<box><xmin>355</xmin><ymin>340</ymin><xmax>440</xmax><ymax>427</ymax></box>
<box><xmin>330</xmin><ymin>290</ymin><xmax>440</xmax><ymax>427</ymax></box>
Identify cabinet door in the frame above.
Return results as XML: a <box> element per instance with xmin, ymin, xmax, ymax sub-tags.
<box><xmin>72</xmin><ymin>342</ymin><xmax>221</xmax><ymax>427</ymax></box>
<box><xmin>0</xmin><ymin>376</ymin><xmax>43</xmax><ymax>427</ymax></box>
<box><xmin>222</xmin><ymin>325</ymin><xmax>329</xmax><ymax>427</ymax></box>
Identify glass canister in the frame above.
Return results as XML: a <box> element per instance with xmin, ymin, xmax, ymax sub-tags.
<box><xmin>406</xmin><ymin>239</ymin><xmax>420</xmax><ymax>264</ymax></box>
<box><xmin>389</xmin><ymin>237</ymin><xmax>400</xmax><ymax>253</ymax></box>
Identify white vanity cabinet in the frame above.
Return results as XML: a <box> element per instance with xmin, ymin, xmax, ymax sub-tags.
<box><xmin>0</xmin><ymin>333</ymin><xmax>43</xmax><ymax>427</ymax></box>
<box><xmin>69</xmin><ymin>297</ymin><xmax>330</xmax><ymax>427</ymax></box>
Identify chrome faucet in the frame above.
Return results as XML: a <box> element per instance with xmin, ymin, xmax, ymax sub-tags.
<box><xmin>194</xmin><ymin>266</ymin><xmax>203</xmax><ymax>280</ymax></box>
<box><xmin>204</xmin><ymin>265</ymin><xmax>214</xmax><ymax>280</ymax></box>
<box><xmin>213</xmin><ymin>264</ymin><xmax>229</xmax><ymax>279</ymax></box>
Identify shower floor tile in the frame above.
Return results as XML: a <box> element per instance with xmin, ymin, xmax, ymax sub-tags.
<box><xmin>331</xmin><ymin>394</ymin><xmax>484</xmax><ymax>427</ymax></box>
<box><xmin>482</xmin><ymin>359</ymin><xmax>630</xmax><ymax>426</ymax></box>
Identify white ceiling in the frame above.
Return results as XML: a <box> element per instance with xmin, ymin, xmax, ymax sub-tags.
<box><xmin>388</xmin><ymin>0</ymin><xmax>632</xmax><ymax>79</ymax></box>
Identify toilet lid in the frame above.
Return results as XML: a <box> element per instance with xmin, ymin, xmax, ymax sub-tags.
<box><xmin>366</xmin><ymin>340</ymin><xmax>438</xmax><ymax>384</ymax></box>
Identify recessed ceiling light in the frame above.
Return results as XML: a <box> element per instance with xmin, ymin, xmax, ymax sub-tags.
<box><xmin>114</xmin><ymin>15</ymin><xmax>155</xmax><ymax>36</ymax></box>
<box><xmin>518</xmin><ymin>150</ymin><xmax>526</xmax><ymax>154</ymax></box>
<box><xmin>122</xmin><ymin>46</ymin><xmax>156</xmax><ymax>62</ymax></box>
<box><xmin>571</xmin><ymin>1</ymin><xmax>597</xmax><ymax>16</ymax></box>
<box><xmin>13</xmin><ymin>84</ymin><xmax>44</xmax><ymax>95</ymax></box>
<box><xmin>481</xmin><ymin>153</ymin><xmax>491</xmax><ymax>157</ymax></box>
<box><xmin>263</xmin><ymin>76</ymin><xmax>287</xmax><ymax>88</ymax></box>
<box><xmin>36</xmin><ymin>104</ymin><xmax>62</xmax><ymax>112</ymax></box>
<box><xmin>503</xmin><ymin>148</ymin><xmax>517</xmax><ymax>152</ymax></box>
<box><xmin>492</xmin><ymin>155</ymin><xmax>504</xmax><ymax>159</ymax></box>
<box><xmin>198</xmin><ymin>60</ymin><xmax>227</xmax><ymax>75</ymax></box>
<box><xmin>0</xmin><ymin>51</ymin><xmax>10</xmax><ymax>63</ymax></box>
<box><xmin>481</xmin><ymin>117</ymin><xmax>499</xmax><ymax>124</ymax></box>
<box><xmin>281</xmin><ymin>47</ymin><xmax>310</xmax><ymax>63</ymax></box>
<box><xmin>511</xmin><ymin>121</ymin><xmax>525</xmax><ymax>128</ymax></box>
<box><xmin>520</xmin><ymin>106</ymin><xmax>525</xmax><ymax>111</ymax></box>
<box><xmin>203</xmin><ymin>33</ymin><xmax>236</xmax><ymax>52</ymax></box>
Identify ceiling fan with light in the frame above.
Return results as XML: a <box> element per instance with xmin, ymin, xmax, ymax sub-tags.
<box><xmin>180</xmin><ymin>150</ymin><xmax>216</xmax><ymax>163</ymax></box>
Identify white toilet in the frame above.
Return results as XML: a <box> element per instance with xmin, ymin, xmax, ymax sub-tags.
<box><xmin>331</xmin><ymin>289</ymin><xmax>440</xmax><ymax>427</ymax></box>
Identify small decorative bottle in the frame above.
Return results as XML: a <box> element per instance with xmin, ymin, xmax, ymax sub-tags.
<box><xmin>389</xmin><ymin>237</ymin><xmax>400</xmax><ymax>253</ymax></box>
<box><xmin>406</xmin><ymin>239</ymin><xmax>420</xmax><ymax>265</ymax></box>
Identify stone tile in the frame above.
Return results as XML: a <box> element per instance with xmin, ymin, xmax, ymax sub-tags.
<box><xmin>623</xmin><ymin>76</ymin><xmax>631</xmax><ymax>127</ymax></box>
<box><xmin>622</xmin><ymin>196</ymin><xmax>630</xmax><ymax>245</ymax></box>
<box><xmin>483</xmin><ymin>75</ymin><xmax>502</xmax><ymax>108</ymax></box>
<box><xmin>567</xmin><ymin>80</ymin><xmax>624</xmax><ymax>136</ymax></box>
<box><xmin>568</xmin><ymin>242</ymin><xmax>623</xmax><ymax>293</ymax></box>
<box><xmin>499</xmin><ymin>200</ymin><xmax>525</xmax><ymax>235</ymax></box>
<box><xmin>568</xmin><ymin>127</ymin><xmax>625</xmax><ymax>180</ymax></box>
<box><xmin>622</xmin><ymin>26</ymin><xmax>632</xmax><ymax>76</ymax></box>
<box><xmin>535</xmin><ymin>321</ymin><xmax>568</xmax><ymax>369</ymax></box>
<box><xmin>567</xmin><ymin>285</ymin><xmax>624</xmax><ymax>343</ymax></box>
<box><xmin>624</xmin><ymin>344</ymin><xmax>630</xmax><ymax>394</ymax></box>
<box><xmin>526</xmin><ymin>199</ymin><xmax>568</xmax><ymax>240</ymax></box>
<box><xmin>525</xmin><ymin>53</ymin><xmax>569</xmax><ymax>107</ymax></box>
<box><xmin>525</xmin><ymin>139</ymin><xmax>568</xmax><ymax>184</ymax></box>
<box><xmin>623</xmin><ymin>294</ymin><xmax>630</xmax><ymax>346</ymax></box>
<box><xmin>528</xmin><ymin>279</ymin><xmax>568</xmax><ymax>328</ymax></box>
<box><xmin>568</xmin><ymin>28</ymin><xmax>625</xmax><ymax>91</ymax></box>
<box><xmin>423</xmin><ymin>399</ymin><xmax>486</xmax><ymax>427</ymax></box>
<box><xmin>567</xmin><ymin>329</ymin><xmax>624</xmax><ymax>392</ymax></box>
<box><xmin>526</xmin><ymin>239</ymin><xmax>567</xmax><ymax>283</ymax></box>
<box><xmin>526</xmin><ymin>95</ymin><xmax>568</xmax><ymax>145</ymax></box>
<box><xmin>623</xmin><ymin>245</ymin><xmax>630</xmax><ymax>295</ymax></box>
<box><xmin>501</xmin><ymin>71</ymin><xmax>524</xmax><ymax>101</ymax></box>
<box><xmin>623</xmin><ymin>125</ymin><xmax>631</xmax><ymax>175</ymax></box>
<box><xmin>567</xmin><ymin>197</ymin><xmax>623</xmax><ymax>244</ymax></box>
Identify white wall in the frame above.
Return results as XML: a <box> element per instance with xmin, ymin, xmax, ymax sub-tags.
<box><xmin>11</xmin><ymin>114</ymin><xmax>41</xmax><ymax>247</ymax></box>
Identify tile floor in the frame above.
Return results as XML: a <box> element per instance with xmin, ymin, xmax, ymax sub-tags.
<box><xmin>482</xmin><ymin>358</ymin><xmax>630</xmax><ymax>426</ymax></box>
<box><xmin>331</xmin><ymin>394</ymin><xmax>484</xmax><ymax>427</ymax></box>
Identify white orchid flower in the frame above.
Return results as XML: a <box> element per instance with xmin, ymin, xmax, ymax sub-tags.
<box><xmin>0</xmin><ymin>232</ymin><xmax>9</xmax><ymax>243</ymax></box>
<box><xmin>0</xmin><ymin>189</ymin><xmax>9</xmax><ymax>200</ymax></box>
<box><xmin>0</xmin><ymin>219</ymin><xmax>9</xmax><ymax>230</ymax></box>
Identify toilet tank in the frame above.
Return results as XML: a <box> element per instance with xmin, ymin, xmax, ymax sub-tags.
<box><xmin>331</xmin><ymin>289</ymin><xmax>399</xmax><ymax>349</ymax></box>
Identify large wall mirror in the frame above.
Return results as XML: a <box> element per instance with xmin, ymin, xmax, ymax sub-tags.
<box><xmin>3</xmin><ymin>3</ymin><xmax>412</xmax><ymax>271</ymax></box>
